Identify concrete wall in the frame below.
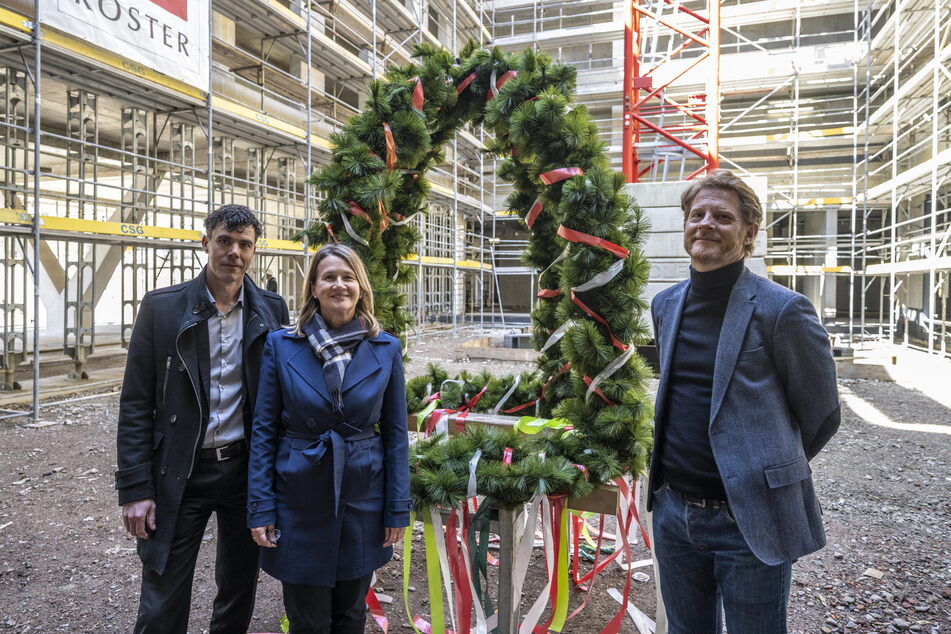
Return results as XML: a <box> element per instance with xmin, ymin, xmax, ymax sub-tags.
<box><xmin>624</xmin><ymin>178</ymin><xmax>768</xmax><ymax>333</ymax></box>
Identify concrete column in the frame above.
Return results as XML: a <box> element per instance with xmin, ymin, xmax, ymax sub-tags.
<box><xmin>802</xmin><ymin>209</ymin><xmax>837</xmax><ymax>324</ymax></box>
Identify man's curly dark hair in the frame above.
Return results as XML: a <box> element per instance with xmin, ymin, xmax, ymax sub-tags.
<box><xmin>204</xmin><ymin>204</ymin><xmax>263</xmax><ymax>240</ymax></box>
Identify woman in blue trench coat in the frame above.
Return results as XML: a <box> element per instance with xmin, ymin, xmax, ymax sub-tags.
<box><xmin>247</xmin><ymin>244</ymin><xmax>411</xmax><ymax>634</ymax></box>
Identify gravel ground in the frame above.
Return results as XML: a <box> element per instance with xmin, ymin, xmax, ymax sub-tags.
<box><xmin>0</xmin><ymin>330</ymin><xmax>948</xmax><ymax>633</ymax></box>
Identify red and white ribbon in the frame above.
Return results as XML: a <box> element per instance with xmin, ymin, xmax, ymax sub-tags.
<box><xmin>382</xmin><ymin>122</ymin><xmax>397</xmax><ymax>169</ymax></box>
<box><xmin>487</xmin><ymin>69</ymin><xmax>518</xmax><ymax>100</ymax></box>
<box><xmin>456</xmin><ymin>71</ymin><xmax>478</xmax><ymax>95</ymax></box>
<box><xmin>411</xmin><ymin>76</ymin><xmax>424</xmax><ymax>110</ymax></box>
<box><xmin>539</xmin><ymin>167</ymin><xmax>583</xmax><ymax>185</ymax></box>
<box><xmin>584</xmin><ymin>344</ymin><xmax>637</xmax><ymax>403</ymax></box>
<box><xmin>340</xmin><ymin>211</ymin><xmax>369</xmax><ymax>246</ymax></box>
<box><xmin>540</xmin><ymin>320</ymin><xmax>573</xmax><ymax>353</ymax></box>
<box><xmin>518</xmin><ymin>496</ymin><xmax>555</xmax><ymax>634</ymax></box>
<box><xmin>467</xmin><ymin>449</ymin><xmax>482</xmax><ymax>498</ymax></box>
<box><xmin>489</xmin><ymin>375</ymin><xmax>520</xmax><ymax>414</ymax></box>
<box><xmin>525</xmin><ymin>196</ymin><xmax>544</xmax><ymax>229</ymax></box>
<box><xmin>557</xmin><ymin>224</ymin><xmax>630</xmax><ymax>259</ymax></box>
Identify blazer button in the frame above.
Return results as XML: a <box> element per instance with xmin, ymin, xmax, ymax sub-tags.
<box><xmin>177</xmin><ymin>363</ymin><xmax>185</xmax><ymax>372</ymax></box>
<box><xmin>307</xmin><ymin>418</ymin><xmax>316</xmax><ymax>429</ymax></box>
<box><xmin>251</xmin><ymin>502</ymin><xmax>258</xmax><ymax>511</ymax></box>
<box><xmin>160</xmin><ymin>466</ymin><xmax>168</xmax><ymax>476</ymax></box>
<box><xmin>169</xmin><ymin>414</ymin><xmax>177</xmax><ymax>424</ymax></box>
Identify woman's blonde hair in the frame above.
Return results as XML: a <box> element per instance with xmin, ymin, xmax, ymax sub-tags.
<box><xmin>293</xmin><ymin>244</ymin><xmax>381</xmax><ymax>337</ymax></box>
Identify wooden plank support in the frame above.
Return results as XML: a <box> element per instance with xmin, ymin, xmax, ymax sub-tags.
<box><xmin>496</xmin><ymin>506</ymin><xmax>520</xmax><ymax>634</ymax></box>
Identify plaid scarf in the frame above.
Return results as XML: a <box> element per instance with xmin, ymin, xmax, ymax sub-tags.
<box><xmin>302</xmin><ymin>314</ymin><xmax>369</xmax><ymax>413</ymax></box>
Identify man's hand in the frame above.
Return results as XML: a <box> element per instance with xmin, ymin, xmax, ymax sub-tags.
<box><xmin>250</xmin><ymin>525</ymin><xmax>278</xmax><ymax>548</ymax></box>
<box><xmin>122</xmin><ymin>499</ymin><xmax>156</xmax><ymax>539</ymax></box>
<box><xmin>383</xmin><ymin>526</ymin><xmax>405</xmax><ymax>547</ymax></box>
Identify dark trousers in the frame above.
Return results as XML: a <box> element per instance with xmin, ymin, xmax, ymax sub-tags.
<box><xmin>282</xmin><ymin>574</ymin><xmax>373</xmax><ymax>634</ymax></box>
<box><xmin>652</xmin><ymin>484</ymin><xmax>792</xmax><ymax>634</ymax></box>
<box><xmin>134</xmin><ymin>454</ymin><xmax>259</xmax><ymax>634</ymax></box>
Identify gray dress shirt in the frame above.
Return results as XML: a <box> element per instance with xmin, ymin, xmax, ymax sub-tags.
<box><xmin>202</xmin><ymin>285</ymin><xmax>245</xmax><ymax>449</ymax></box>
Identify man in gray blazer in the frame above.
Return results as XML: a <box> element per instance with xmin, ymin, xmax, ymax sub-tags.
<box><xmin>648</xmin><ymin>169</ymin><xmax>840</xmax><ymax>633</ymax></box>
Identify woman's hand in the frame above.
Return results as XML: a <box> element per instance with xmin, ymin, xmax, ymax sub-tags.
<box><xmin>251</xmin><ymin>524</ymin><xmax>278</xmax><ymax>548</ymax></box>
<box><xmin>383</xmin><ymin>526</ymin><xmax>405</xmax><ymax>547</ymax></box>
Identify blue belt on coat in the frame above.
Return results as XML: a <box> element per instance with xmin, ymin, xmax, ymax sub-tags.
<box><xmin>284</xmin><ymin>423</ymin><xmax>378</xmax><ymax>515</ymax></box>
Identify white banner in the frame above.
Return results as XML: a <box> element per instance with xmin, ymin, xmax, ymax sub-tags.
<box><xmin>42</xmin><ymin>0</ymin><xmax>209</xmax><ymax>92</ymax></box>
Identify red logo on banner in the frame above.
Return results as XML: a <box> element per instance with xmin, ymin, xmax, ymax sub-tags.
<box><xmin>149</xmin><ymin>0</ymin><xmax>187</xmax><ymax>21</ymax></box>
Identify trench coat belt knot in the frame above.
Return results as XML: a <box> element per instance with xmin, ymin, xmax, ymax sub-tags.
<box><xmin>284</xmin><ymin>424</ymin><xmax>378</xmax><ymax>516</ymax></box>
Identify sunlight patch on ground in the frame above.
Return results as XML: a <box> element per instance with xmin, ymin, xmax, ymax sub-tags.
<box><xmin>839</xmin><ymin>386</ymin><xmax>951</xmax><ymax>435</ymax></box>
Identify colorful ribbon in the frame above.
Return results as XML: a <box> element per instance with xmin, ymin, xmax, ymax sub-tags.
<box><xmin>423</xmin><ymin>511</ymin><xmax>446</xmax><ymax>634</ymax></box>
<box><xmin>411</xmin><ymin>77</ymin><xmax>424</xmax><ymax>110</ymax></box>
<box><xmin>383</xmin><ymin>122</ymin><xmax>397</xmax><ymax>170</ymax></box>
<box><xmin>582</xmin><ymin>375</ymin><xmax>614</xmax><ymax>405</ymax></box>
<box><xmin>488</xmin><ymin>69</ymin><xmax>518</xmax><ymax>100</ymax></box>
<box><xmin>539</xmin><ymin>167</ymin><xmax>583</xmax><ymax>185</ymax></box>
<box><xmin>347</xmin><ymin>200</ymin><xmax>371</xmax><ymax>222</ymax></box>
<box><xmin>515</xmin><ymin>416</ymin><xmax>571</xmax><ymax>435</ymax></box>
<box><xmin>403</xmin><ymin>511</ymin><xmax>424</xmax><ymax>634</ymax></box>
<box><xmin>456</xmin><ymin>71</ymin><xmax>478</xmax><ymax>95</ymax></box>
<box><xmin>366</xmin><ymin>585</ymin><xmax>389</xmax><ymax>633</ymax></box>
<box><xmin>339</xmin><ymin>211</ymin><xmax>369</xmax><ymax>246</ymax></box>
<box><xmin>489</xmin><ymin>375</ymin><xmax>520</xmax><ymax>414</ymax></box>
<box><xmin>525</xmin><ymin>196</ymin><xmax>544</xmax><ymax>229</ymax></box>
<box><xmin>556</xmin><ymin>224</ymin><xmax>630</xmax><ymax>259</ymax></box>
<box><xmin>585</xmin><ymin>344</ymin><xmax>637</xmax><ymax>403</ymax></box>
<box><xmin>571</xmin><ymin>290</ymin><xmax>629</xmax><ymax>352</ymax></box>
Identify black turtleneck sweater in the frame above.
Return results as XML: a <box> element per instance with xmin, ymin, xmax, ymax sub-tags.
<box><xmin>658</xmin><ymin>258</ymin><xmax>744</xmax><ymax>500</ymax></box>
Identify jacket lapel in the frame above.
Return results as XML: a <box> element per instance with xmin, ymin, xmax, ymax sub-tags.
<box><xmin>287</xmin><ymin>339</ymin><xmax>334</xmax><ymax>408</ymax></box>
<box><xmin>710</xmin><ymin>268</ymin><xmax>757</xmax><ymax>425</ymax></box>
<box><xmin>177</xmin><ymin>271</ymin><xmax>216</xmax><ymax>415</ymax></box>
<box><xmin>342</xmin><ymin>338</ymin><xmax>383</xmax><ymax>393</ymax></box>
<box><xmin>654</xmin><ymin>282</ymin><xmax>688</xmax><ymax>426</ymax></box>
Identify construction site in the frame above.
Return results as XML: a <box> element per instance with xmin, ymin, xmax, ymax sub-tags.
<box><xmin>0</xmin><ymin>2</ymin><xmax>950</xmax><ymax>634</ymax></box>
<box><xmin>0</xmin><ymin>0</ymin><xmax>948</xmax><ymax>405</ymax></box>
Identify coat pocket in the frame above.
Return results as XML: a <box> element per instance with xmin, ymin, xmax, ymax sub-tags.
<box><xmin>764</xmin><ymin>455</ymin><xmax>811</xmax><ymax>488</ymax></box>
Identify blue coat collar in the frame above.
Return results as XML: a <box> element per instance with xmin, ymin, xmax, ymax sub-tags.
<box><xmin>284</xmin><ymin>330</ymin><xmax>388</xmax><ymax>409</ymax></box>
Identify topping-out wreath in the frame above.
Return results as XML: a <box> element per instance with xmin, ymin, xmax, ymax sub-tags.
<box><xmin>302</xmin><ymin>41</ymin><xmax>655</xmax><ymax>510</ymax></box>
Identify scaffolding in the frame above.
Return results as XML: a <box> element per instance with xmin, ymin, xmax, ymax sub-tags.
<box><xmin>0</xmin><ymin>0</ymin><xmax>500</xmax><ymax>414</ymax></box>
<box><xmin>3</xmin><ymin>0</ymin><xmax>950</xmax><ymax>419</ymax></box>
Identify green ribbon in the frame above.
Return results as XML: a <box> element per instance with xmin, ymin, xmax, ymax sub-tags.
<box><xmin>550</xmin><ymin>503</ymin><xmax>570</xmax><ymax>631</ymax></box>
<box><xmin>467</xmin><ymin>502</ymin><xmax>494</xmax><ymax>621</ymax></box>
<box><xmin>515</xmin><ymin>415</ymin><xmax>571</xmax><ymax>434</ymax></box>
<box><xmin>416</xmin><ymin>399</ymin><xmax>439</xmax><ymax>432</ymax></box>
<box><xmin>423</xmin><ymin>510</ymin><xmax>446</xmax><ymax>634</ymax></box>
<box><xmin>403</xmin><ymin>511</ymin><xmax>425</xmax><ymax>634</ymax></box>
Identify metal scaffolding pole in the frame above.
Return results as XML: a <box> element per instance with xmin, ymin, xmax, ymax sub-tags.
<box><xmin>30</xmin><ymin>0</ymin><xmax>41</xmax><ymax>420</ymax></box>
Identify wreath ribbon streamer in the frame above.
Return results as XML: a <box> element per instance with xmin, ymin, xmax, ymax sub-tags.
<box><xmin>585</xmin><ymin>344</ymin><xmax>638</xmax><ymax>403</ymax></box>
<box><xmin>539</xmin><ymin>167</ymin><xmax>583</xmax><ymax>185</ymax></box>
<box><xmin>382</xmin><ymin>122</ymin><xmax>397</xmax><ymax>170</ymax></box>
<box><xmin>411</xmin><ymin>76</ymin><xmax>425</xmax><ymax>110</ymax></box>
<box><xmin>525</xmin><ymin>196</ymin><xmax>544</xmax><ymax>229</ymax></box>
<box><xmin>340</xmin><ymin>211</ymin><xmax>370</xmax><ymax>246</ymax></box>
<box><xmin>557</xmin><ymin>224</ymin><xmax>630</xmax><ymax>259</ymax></box>
<box><xmin>490</xmin><ymin>375</ymin><xmax>520</xmax><ymax>414</ymax></box>
<box><xmin>456</xmin><ymin>71</ymin><xmax>478</xmax><ymax>95</ymax></box>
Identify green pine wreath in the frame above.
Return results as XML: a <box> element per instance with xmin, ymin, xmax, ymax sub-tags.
<box><xmin>302</xmin><ymin>42</ymin><xmax>654</xmax><ymax>509</ymax></box>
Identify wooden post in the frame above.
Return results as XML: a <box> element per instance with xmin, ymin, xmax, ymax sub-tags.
<box><xmin>496</xmin><ymin>506</ymin><xmax>520</xmax><ymax>634</ymax></box>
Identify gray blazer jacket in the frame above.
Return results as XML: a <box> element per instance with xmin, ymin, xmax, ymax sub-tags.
<box><xmin>647</xmin><ymin>267</ymin><xmax>840</xmax><ymax>565</ymax></box>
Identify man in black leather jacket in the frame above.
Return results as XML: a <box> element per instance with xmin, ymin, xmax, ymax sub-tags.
<box><xmin>115</xmin><ymin>204</ymin><xmax>288</xmax><ymax>633</ymax></box>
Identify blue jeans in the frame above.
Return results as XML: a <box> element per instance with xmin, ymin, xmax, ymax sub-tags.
<box><xmin>652</xmin><ymin>484</ymin><xmax>792</xmax><ymax>634</ymax></box>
